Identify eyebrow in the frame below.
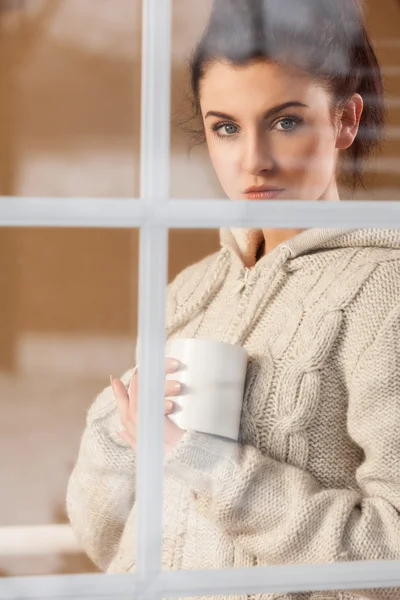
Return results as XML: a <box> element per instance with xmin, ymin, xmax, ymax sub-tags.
<box><xmin>204</xmin><ymin>101</ymin><xmax>308</xmax><ymax>121</ymax></box>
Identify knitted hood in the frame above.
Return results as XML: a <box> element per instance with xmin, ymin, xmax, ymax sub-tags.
<box><xmin>220</xmin><ymin>227</ymin><xmax>400</xmax><ymax>268</ymax></box>
<box><xmin>167</xmin><ymin>227</ymin><xmax>400</xmax><ymax>340</ymax></box>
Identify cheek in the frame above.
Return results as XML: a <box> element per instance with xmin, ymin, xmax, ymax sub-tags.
<box><xmin>207</xmin><ymin>137</ymin><xmax>241</xmax><ymax>189</ymax></box>
<box><xmin>278</xmin><ymin>129</ymin><xmax>337</xmax><ymax>177</ymax></box>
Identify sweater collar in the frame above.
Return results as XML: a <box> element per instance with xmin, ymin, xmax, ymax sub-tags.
<box><xmin>220</xmin><ymin>227</ymin><xmax>352</xmax><ymax>269</ymax></box>
<box><xmin>220</xmin><ymin>227</ymin><xmax>400</xmax><ymax>266</ymax></box>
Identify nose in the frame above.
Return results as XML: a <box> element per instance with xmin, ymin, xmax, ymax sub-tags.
<box><xmin>241</xmin><ymin>132</ymin><xmax>277</xmax><ymax>176</ymax></box>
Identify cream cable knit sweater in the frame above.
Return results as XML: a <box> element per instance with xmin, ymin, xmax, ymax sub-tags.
<box><xmin>67</xmin><ymin>228</ymin><xmax>400</xmax><ymax>600</ymax></box>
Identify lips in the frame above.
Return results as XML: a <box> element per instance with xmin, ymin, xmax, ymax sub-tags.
<box><xmin>242</xmin><ymin>186</ymin><xmax>285</xmax><ymax>200</ymax></box>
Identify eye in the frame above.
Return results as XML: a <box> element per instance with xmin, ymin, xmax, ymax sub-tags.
<box><xmin>213</xmin><ymin>122</ymin><xmax>239</xmax><ymax>138</ymax></box>
<box><xmin>275</xmin><ymin>117</ymin><xmax>301</xmax><ymax>132</ymax></box>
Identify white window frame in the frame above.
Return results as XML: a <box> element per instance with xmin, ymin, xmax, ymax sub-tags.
<box><xmin>1</xmin><ymin>0</ymin><xmax>400</xmax><ymax>598</ymax></box>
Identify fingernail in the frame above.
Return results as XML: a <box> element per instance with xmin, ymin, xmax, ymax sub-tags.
<box><xmin>166</xmin><ymin>400</ymin><xmax>173</xmax><ymax>411</ymax></box>
<box><xmin>174</xmin><ymin>382</ymin><xmax>182</xmax><ymax>392</ymax></box>
<box><xmin>170</xmin><ymin>359</ymin><xmax>180</xmax><ymax>369</ymax></box>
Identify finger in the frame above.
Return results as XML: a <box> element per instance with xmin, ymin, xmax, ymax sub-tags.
<box><xmin>165</xmin><ymin>379</ymin><xmax>182</xmax><ymax>396</ymax></box>
<box><xmin>133</xmin><ymin>358</ymin><xmax>178</xmax><ymax>377</ymax></box>
<box><xmin>165</xmin><ymin>357</ymin><xmax>180</xmax><ymax>374</ymax></box>
<box><xmin>164</xmin><ymin>416</ymin><xmax>185</xmax><ymax>454</ymax></box>
<box><xmin>111</xmin><ymin>376</ymin><xmax>130</xmax><ymax>424</ymax></box>
<box><xmin>129</xmin><ymin>360</ymin><xmax>177</xmax><ymax>398</ymax></box>
<box><xmin>117</xmin><ymin>429</ymin><xmax>135</xmax><ymax>449</ymax></box>
<box><xmin>131</xmin><ymin>363</ymin><xmax>180</xmax><ymax>401</ymax></box>
<box><xmin>128</xmin><ymin>366</ymin><xmax>138</xmax><ymax>405</ymax></box>
<box><xmin>165</xmin><ymin>400</ymin><xmax>174</xmax><ymax>415</ymax></box>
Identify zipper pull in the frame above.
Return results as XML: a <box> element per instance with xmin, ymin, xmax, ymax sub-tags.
<box><xmin>230</xmin><ymin>268</ymin><xmax>250</xmax><ymax>298</ymax></box>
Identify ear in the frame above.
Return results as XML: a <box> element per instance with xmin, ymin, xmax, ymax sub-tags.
<box><xmin>335</xmin><ymin>93</ymin><xmax>364</xmax><ymax>150</ymax></box>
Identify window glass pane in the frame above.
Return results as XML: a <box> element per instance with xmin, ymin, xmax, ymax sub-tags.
<box><xmin>4</xmin><ymin>0</ymin><xmax>400</xmax><ymax>596</ymax></box>
<box><xmin>0</xmin><ymin>227</ymin><xmax>138</xmax><ymax>577</ymax></box>
<box><xmin>170</xmin><ymin>0</ymin><xmax>400</xmax><ymax>202</ymax></box>
<box><xmin>156</xmin><ymin>0</ymin><xmax>400</xmax><ymax>596</ymax></box>
<box><xmin>0</xmin><ymin>0</ymin><xmax>139</xmax><ymax>198</ymax></box>
<box><xmin>163</xmin><ymin>221</ymin><xmax>400</xmax><ymax>592</ymax></box>
<box><xmin>63</xmin><ymin>229</ymin><xmax>217</xmax><ymax>579</ymax></box>
<box><xmin>170</xmin><ymin>0</ymin><xmax>223</xmax><ymax>199</ymax></box>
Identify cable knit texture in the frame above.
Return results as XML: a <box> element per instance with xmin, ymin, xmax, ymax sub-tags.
<box><xmin>67</xmin><ymin>228</ymin><xmax>400</xmax><ymax>600</ymax></box>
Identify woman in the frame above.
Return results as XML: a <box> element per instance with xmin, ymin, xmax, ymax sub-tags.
<box><xmin>67</xmin><ymin>1</ymin><xmax>400</xmax><ymax>598</ymax></box>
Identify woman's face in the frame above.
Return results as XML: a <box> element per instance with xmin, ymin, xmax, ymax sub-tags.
<box><xmin>200</xmin><ymin>60</ymin><xmax>346</xmax><ymax>201</ymax></box>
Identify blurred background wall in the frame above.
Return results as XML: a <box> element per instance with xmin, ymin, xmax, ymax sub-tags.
<box><xmin>0</xmin><ymin>0</ymin><xmax>399</xmax><ymax>577</ymax></box>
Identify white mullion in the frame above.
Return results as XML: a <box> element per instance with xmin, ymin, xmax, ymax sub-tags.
<box><xmin>155</xmin><ymin>561</ymin><xmax>400</xmax><ymax>597</ymax></box>
<box><xmin>2</xmin><ymin>197</ymin><xmax>400</xmax><ymax>228</ymax></box>
<box><xmin>140</xmin><ymin>1</ymin><xmax>171</xmax><ymax>198</ymax></box>
<box><xmin>164</xmin><ymin>198</ymin><xmax>400</xmax><ymax>228</ymax></box>
<box><xmin>135</xmin><ymin>0</ymin><xmax>172</xmax><ymax>589</ymax></box>
<box><xmin>135</xmin><ymin>225</ymin><xmax>168</xmax><ymax>581</ymax></box>
<box><xmin>2</xmin><ymin>560</ymin><xmax>400</xmax><ymax>600</ymax></box>
<box><xmin>0</xmin><ymin>197</ymin><xmax>144</xmax><ymax>228</ymax></box>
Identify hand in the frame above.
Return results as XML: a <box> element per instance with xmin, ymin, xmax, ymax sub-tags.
<box><xmin>110</xmin><ymin>357</ymin><xmax>185</xmax><ymax>454</ymax></box>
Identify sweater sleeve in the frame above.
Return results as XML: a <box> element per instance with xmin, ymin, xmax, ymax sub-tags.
<box><xmin>66</xmin><ymin>251</ymin><xmax>221</xmax><ymax>571</ymax></box>
<box><xmin>165</xmin><ymin>305</ymin><xmax>400</xmax><ymax>599</ymax></box>
<box><xmin>66</xmin><ymin>367</ymin><xmax>136</xmax><ymax>571</ymax></box>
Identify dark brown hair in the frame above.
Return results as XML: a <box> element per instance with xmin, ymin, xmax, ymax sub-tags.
<box><xmin>189</xmin><ymin>0</ymin><xmax>385</xmax><ymax>188</ymax></box>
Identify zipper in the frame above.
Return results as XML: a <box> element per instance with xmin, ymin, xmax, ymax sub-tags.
<box><xmin>230</xmin><ymin>267</ymin><xmax>251</xmax><ymax>298</ymax></box>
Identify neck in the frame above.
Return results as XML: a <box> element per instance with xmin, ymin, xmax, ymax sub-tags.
<box><xmin>260</xmin><ymin>180</ymin><xmax>340</xmax><ymax>257</ymax></box>
<box><xmin>260</xmin><ymin>228</ymin><xmax>304</xmax><ymax>256</ymax></box>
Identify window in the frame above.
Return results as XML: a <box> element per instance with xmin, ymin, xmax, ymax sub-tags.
<box><xmin>1</xmin><ymin>0</ymin><xmax>400</xmax><ymax>598</ymax></box>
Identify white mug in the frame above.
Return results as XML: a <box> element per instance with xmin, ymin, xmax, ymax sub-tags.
<box><xmin>165</xmin><ymin>338</ymin><xmax>248</xmax><ymax>441</ymax></box>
